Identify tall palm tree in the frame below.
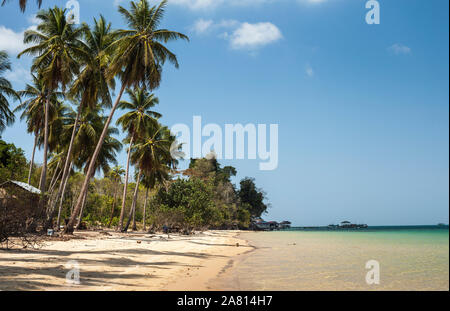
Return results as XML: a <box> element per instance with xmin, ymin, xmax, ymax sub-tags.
<box><xmin>116</xmin><ymin>87</ymin><xmax>161</xmax><ymax>231</ymax></box>
<box><xmin>0</xmin><ymin>51</ymin><xmax>19</xmax><ymax>134</ymax></box>
<box><xmin>1</xmin><ymin>0</ymin><xmax>42</xmax><ymax>12</ymax></box>
<box><xmin>52</xmin><ymin>16</ymin><xmax>117</xmax><ymax>222</ymax></box>
<box><xmin>107</xmin><ymin>165</ymin><xmax>125</xmax><ymax>228</ymax></box>
<box><xmin>70</xmin><ymin>107</ymin><xmax>122</xmax><ymax>229</ymax></box>
<box><xmin>123</xmin><ymin>122</ymin><xmax>174</xmax><ymax>232</ymax></box>
<box><xmin>18</xmin><ymin>7</ymin><xmax>84</xmax><ymax>195</ymax></box>
<box><xmin>66</xmin><ymin>0</ymin><xmax>188</xmax><ymax>234</ymax></box>
<box><xmin>15</xmin><ymin>74</ymin><xmax>63</xmax><ymax>184</ymax></box>
<box><xmin>76</xmin><ymin>127</ymin><xmax>122</xmax><ymax>229</ymax></box>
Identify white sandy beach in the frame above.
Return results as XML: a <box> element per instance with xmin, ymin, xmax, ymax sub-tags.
<box><xmin>0</xmin><ymin>230</ymin><xmax>251</xmax><ymax>291</ymax></box>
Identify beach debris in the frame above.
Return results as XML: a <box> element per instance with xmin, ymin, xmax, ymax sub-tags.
<box><xmin>137</xmin><ymin>240</ymin><xmax>142</xmax><ymax>244</ymax></box>
<box><xmin>236</xmin><ymin>243</ymin><xmax>240</xmax><ymax>247</ymax></box>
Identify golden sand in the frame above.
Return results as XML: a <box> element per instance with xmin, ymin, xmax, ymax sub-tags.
<box><xmin>0</xmin><ymin>230</ymin><xmax>249</xmax><ymax>291</ymax></box>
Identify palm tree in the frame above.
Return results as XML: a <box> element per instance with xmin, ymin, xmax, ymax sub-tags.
<box><xmin>123</xmin><ymin>122</ymin><xmax>174</xmax><ymax>232</ymax></box>
<box><xmin>18</xmin><ymin>7</ymin><xmax>84</xmax><ymax>195</ymax></box>
<box><xmin>107</xmin><ymin>165</ymin><xmax>125</xmax><ymax>228</ymax></box>
<box><xmin>116</xmin><ymin>88</ymin><xmax>161</xmax><ymax>231</ymax></box>
<box><xmin>15</xmin><ymin>74</ymin><xmax>63</xmax><ymax>184</ymax></box>
<box><xmin>71</xmin><ymin>108</ymin><xmax>122</xmax><ymax>229</ymax></box>
<box><xmin>0</xmin><ymin>51</ymin><xmax>19</xmax><ymax>134</ymax></box>
<box><xmin>66</xmin><ymin>0</ymin><xmax>188</xmax><ymax>234</ymax></box>
<box><xmin>51</xmin><ymin>16</ymin><xmax>117</xmax><ymax>223</ymax></box>
<box><xmin>1</xmin><ymin>0</ymin><xmax>42</xmax><ymax>12</ymax></box>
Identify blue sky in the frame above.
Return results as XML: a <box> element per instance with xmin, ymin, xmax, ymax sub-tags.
<box><xmin>0</xmin><ymin>0</ymin><xmax>448</xmax><ymax>226</ymax></box>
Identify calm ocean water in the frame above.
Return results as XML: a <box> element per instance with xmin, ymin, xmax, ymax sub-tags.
<box><xmin>209</xmin><ymin>226</ymin><xmax>449</xmax><ymax>291</ymax></box>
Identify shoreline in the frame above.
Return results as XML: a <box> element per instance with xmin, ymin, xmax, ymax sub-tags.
<box><xmin>0</xmin><ymin>230</ymin><xmax>252</xmax><ymax>291</ymax></box>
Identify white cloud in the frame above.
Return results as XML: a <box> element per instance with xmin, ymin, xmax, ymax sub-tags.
<box><xmin>227</xmin><ymin>22</ymin><xmax>282</xmax><ymax>50</ymax></box>
<box><xmin>191</xmin><ymin>18</ymin><xmax>282</xmax><ymax>51</ymax></box>
<box><xmin>388</xmin><ymin>43</ymin><xmax>411</xmax><ymax>55</ymax></box>
<box><xmin>0</xmin><ymin>26</ymin><xmax>30</xmax><ymax>56</ymax></box>
<box><xmin>306</xmin><ymin>64</ymin><xmax>314</xmax><ymax>77</ymax></box>
<box><xmin>0</xmin><ymin>16</ymin><xmax>38</xmax><ymax>56</ymax></box>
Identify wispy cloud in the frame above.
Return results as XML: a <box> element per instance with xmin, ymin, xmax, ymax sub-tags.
<box><xmin>4</xmin><ymin>64</ymin><xmax>31</xmax><ymax>84</ymax></box>
<box><xmin>388</xmin><ymin>43</ymin><xmax>411</xmax><ymax>55</ymax></box>
<box><xmin>190</xmin><ymin>19</ymin><xmax>214</xmax><ymax>35</ymax></box>
<box><xmin>116</xmin><ymin>0</ymin><xmax>327</xmax><ymax>10</ymax></box>
<box><xmin>306</xmin><ymin>64</ymin><xmax>314</xmax><ymax>77</ymax></box>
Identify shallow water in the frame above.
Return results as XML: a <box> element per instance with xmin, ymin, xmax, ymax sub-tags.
<box><xmin>210</xmin><ymin>227</ymin><xmax>449</xmax><ymax>291</ymax></box>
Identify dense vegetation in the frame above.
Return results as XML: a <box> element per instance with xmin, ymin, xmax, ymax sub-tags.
<box><xmin>0</xmin><ymin>0</ymin><xmax>269</xmax><ymax>235</ymax></box>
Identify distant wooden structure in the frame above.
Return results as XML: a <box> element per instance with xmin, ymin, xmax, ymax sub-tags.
<box><xmin>0</xmin><ymin>180</ymin><xmax>42</xmax><ymax>208</ymax></box>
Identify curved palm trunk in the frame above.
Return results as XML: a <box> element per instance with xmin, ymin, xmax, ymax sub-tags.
<box><xmin>65</xmin><ymin>84</ymin><xmax>126</xmax><ymax>234</ymax></box>
<box><xmin>123</xmin><ymin>168</ymin><xmax>142</xmax><ymax>232</ymax></box>
<box><xmin>143</xmin><ymin>187</ymin><xmax>149</xmax><ymax>231</ymax></box>
<box><xmin>118</xmin><ymin>134</ymin><xmax>135</xmax><ymax>231</ymax></box>
<box><xmin>27</xmin><ymin>135</ymin><xmax>38</xmax><ymax>185</ymax></box>
<box><xmin>56</xmin><ymin>161</ymin><xmax>73</xmax><ymax>229</ymax></box>
<box><xmin>50</xmin><ymin>108</ymin><xmax>81</xmax><ymax>219</ymax></box>
<box><xmin>76</xmin><ymin>190</ymin><xmax>88</xmax><ymax>229</ymax></box>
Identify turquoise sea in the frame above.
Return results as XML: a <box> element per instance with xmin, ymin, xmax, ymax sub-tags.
<box><xmin>210</xmin><ymin>226</ymin><xmax>449</xmax><ymax>291</ymax></box>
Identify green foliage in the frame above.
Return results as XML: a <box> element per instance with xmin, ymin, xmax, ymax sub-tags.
<box><xmin>149</xmin><ymin>158</ymin><xmax>266</xmax><ymax>231</ymax></box>
<box><xmin>238</xmin><ymin>177</ymin><xmax>268</xmax><ymax>218</ymax></box>
<box><xmin>0</xmin><ymin>139</ymin><xmax>27</xmax><ymax>183</ymax></box>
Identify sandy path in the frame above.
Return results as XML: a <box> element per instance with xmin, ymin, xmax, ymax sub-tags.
<box><xmin>0</xmin><ymin>230</ymin><xmax>249</xmax><ymax>291</ymax></box>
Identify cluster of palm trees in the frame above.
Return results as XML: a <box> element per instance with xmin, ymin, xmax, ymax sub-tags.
<box><xmin>0</xmin><ymin>0</ymin><xmax>188</xmax><ymax>234</ymax></box>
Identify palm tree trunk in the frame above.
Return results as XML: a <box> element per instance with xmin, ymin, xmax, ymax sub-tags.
<box><xmin>108</xmin><ymin>181</ymin><xmax>119</xmax><ymax>228</ymax></box>
<box><xmin>48</xmin><ymin>165</ymin><xmax>62</xmax><ymax>201</ymax></box>
<box><xmin>118</xmin><ymin>134</ymin><xmax>135</xmax><ymax>231</ymax></box>
<box><xmin>123</xmin><ymin>168</ymin><xmax>142</xmax><ymax>232</ymax></box>
<box><xmin>49</xmin><ymin>160</ymin><xmax>61</xmax><ymax>193</ymax></box>
<box><xmin>39</xmin><ymin>97</ymin><xmax>50</xmax><ymax>194</ymax></box>
<box><xmin>76</xmin><ymin>168</ymin><xmax>96</xmax><ymax>229</ymax></box>
<box><xmin>76</xmin><ymin>190</ymin><xmax>88</xmax><ymax>229</ymax></box>
<box><xmin>65</xmin><ymin>84</ymin><xmax>126</xmax><ymax>234</ymax></box>
<box><xmin>27</xmin><ymin>135</ymin><xmax>38</xmax><ymax>185</ymax></box>
<box><xmin>50</xmin><ymin>108</ymin><xmax>81</xmax><ymax>219</ymax></box>
<box><xmin>143</xmin><ymin>187</ymin><xmax>149</xmax><ymax>231</ymax></box>
<box><xmin>56</xmin><ymin>161</ymin><xmax>73</xmax><ymax>229</ymax></box>
<box><xmin>132</xmin><ymin>201</ymin><xmax>137</xmax><ymax>231</ymax></box>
